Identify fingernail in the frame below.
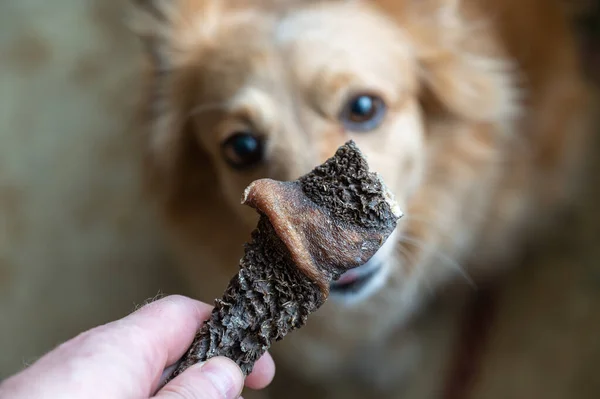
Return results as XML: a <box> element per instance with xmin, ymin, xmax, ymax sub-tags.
<box><xmin>199</xmin><ymin>357</ymin><xmax>244</xmax><ymax>399</ymax></box>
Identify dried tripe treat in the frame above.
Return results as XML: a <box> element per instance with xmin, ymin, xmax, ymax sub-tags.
<box><xmin>166</xmin><ymin>140</ymin><xmax>402</xmax><ymax>382</ymax></box>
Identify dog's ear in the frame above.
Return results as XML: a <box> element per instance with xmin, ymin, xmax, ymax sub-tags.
<box><xmin>129</xmin><ymin>0</ymin><xmax>179</xmax><ymax>174</ymax></box>
<box><xmin>409</xmin><ymin>0</ymin><xmax>520</xmax><ymax>123</ymax></box>
<box><xmin>128</xmin><ymin>0</ymin><xmax>183</xmax><ymax>72</ymax></box>
<box><xmin>129</xmin><ymin>1</ymin><xmax>214</xmax><ymax>206</ymax></box>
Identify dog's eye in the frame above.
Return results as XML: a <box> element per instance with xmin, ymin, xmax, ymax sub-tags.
<box><xmin>340</xmin><ymin>94</ymin><xmax>386</xmax><ymax>132</ymax></box>
<box><xmin>221</xmin><ymin>132</ymin><xmax>264</xmax><ymax>170</ymax></box>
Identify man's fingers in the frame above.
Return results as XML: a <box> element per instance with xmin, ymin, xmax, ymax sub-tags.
<box><xmin>157</xmin><ymin>351</ymin><xmax>275</xmax><ymax>395</ymax></box>
<box><xmin>126</xmin><ymin>295</ymin><xmax>214</xmax><ymax>366</ymax></box>
<box><xmin>0</xmin><ymin>294</ymin><xmax>276</xmax><ymax>399</ymax></box>
<box><xmin>103</xmin><ymin>294</ymin><xmax>215</xmax><ymax>393</ymax></box>
<box><xmin>154</xmin><ymin>357</ymin><xmax>244</xmax><ymax>399</ymax></box>
<box><xmin>244</xmin><ymin>353</ymin><xmax>275</xmax><ymax>390</ymax></box>
<box><xmin>0</xmin><ymin>295</ymin><xmax>215</xmax><ymax>399</ymax></box>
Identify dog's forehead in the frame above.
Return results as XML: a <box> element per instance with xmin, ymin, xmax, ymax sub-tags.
<box><xmin>276</xmin><ymin>3</ymin><xmax>406</xmax><ymax>49</ymax></box>
<box><xmin>188</xmin><ymin>10</ymin><xmax>281</xmax><ymax>103</ymax></box>
<box><xmin>274</xmin><ymin>3</ymin><xmax>412</xmax><ymax>76</ymax></box>
<box><xmin>190</xmin><ymin>1</ymin><xmax>412</xmax><ymax>107</ymax></box>
<box><xmin>267</xmin><ymin>2</ymin><xmax>414</xmax><ymax>99</ymax></box>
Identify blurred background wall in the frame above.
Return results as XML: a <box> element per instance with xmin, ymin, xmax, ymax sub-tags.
<box><xmin>0</xmin><ymin>0</ymin><xmax>599</xmax><ymax>398</ymax></box>
<box><xmin>0</xmin><ymin>0</ymin><xmax>187</xmax><ymax>376</ymax></box>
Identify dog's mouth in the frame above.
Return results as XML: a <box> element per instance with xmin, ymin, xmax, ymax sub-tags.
<box><xmin>328</xmin><ymin>228</ymin><xmax>398</xmax><ymax>303</ymax></box>
<box><xmin>329</xmin><ymin>260</ymin><xmax>384</xmax><ymax>295</ymax></box>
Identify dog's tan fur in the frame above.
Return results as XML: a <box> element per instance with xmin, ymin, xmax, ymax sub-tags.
<box><xmin>131</xmin><ymin>0</ymin><xmax>593</xmax><ymax>397</ymax></box>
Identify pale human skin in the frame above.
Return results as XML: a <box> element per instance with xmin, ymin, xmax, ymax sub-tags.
<box><xmin>0</xmin><ymin>295</ymin><xmax>275</xmax><ymax>399</ymax></box>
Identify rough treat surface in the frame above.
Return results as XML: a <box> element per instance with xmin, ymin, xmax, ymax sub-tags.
<box><xmin>299</xmin><ymin>141</ymin><xmax>401</xmax><ymax>231</ymax></box>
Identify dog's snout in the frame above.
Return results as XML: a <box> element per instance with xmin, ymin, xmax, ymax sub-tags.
<box><xmin>266</xmin><ymin>137</ymin><xmax>317</xmax><ymax>181</ymax></box>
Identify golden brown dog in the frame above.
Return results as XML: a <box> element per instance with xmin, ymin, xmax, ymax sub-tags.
<box><xmin>130</xmin><ymin>0</ymin><xmax>593</xmax><ymax>397</ymax></box>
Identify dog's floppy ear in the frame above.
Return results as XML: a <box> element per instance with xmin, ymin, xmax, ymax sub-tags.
<box><xmin>128</xmin><ymin>0</ymin><xmax>180</xmax><ymax>72</ymax></box>
<box><xmin>129</xmin><ymin>0</ymin><xmax>214</xmax><ymax>206</ymax></box>
<box><xmin>409</xmin><ymin>0</ymin><xmax>520</xmax><ymax>124</ymax></box>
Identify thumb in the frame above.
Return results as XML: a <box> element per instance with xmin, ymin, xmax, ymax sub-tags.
<box><xmin>154</xmin><ymin>357</ymin><xmax>244</xmax><ymax>399</ymax></box>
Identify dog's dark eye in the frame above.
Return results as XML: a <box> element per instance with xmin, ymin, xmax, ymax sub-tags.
<box><xmin>340</xmin><ymin>94</ymin><xmax>386</xmax><ymax>131</ymax></box>
<box><xmin>221</xmin><ymin>132</ymin><xmax>264</xmax><ymax>170</ymax></box>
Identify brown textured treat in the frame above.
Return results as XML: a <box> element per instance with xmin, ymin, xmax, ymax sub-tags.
<box><xmin>165</xmin><ymin>141</ymin><xmax>402</xmax><ymax>382</ymax></box>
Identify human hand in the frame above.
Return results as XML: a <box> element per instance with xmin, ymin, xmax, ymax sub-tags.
<box><xmin>0</xmin><ymin>295</ymin><xmax>275</xmax><ymax>399</ymax></box>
